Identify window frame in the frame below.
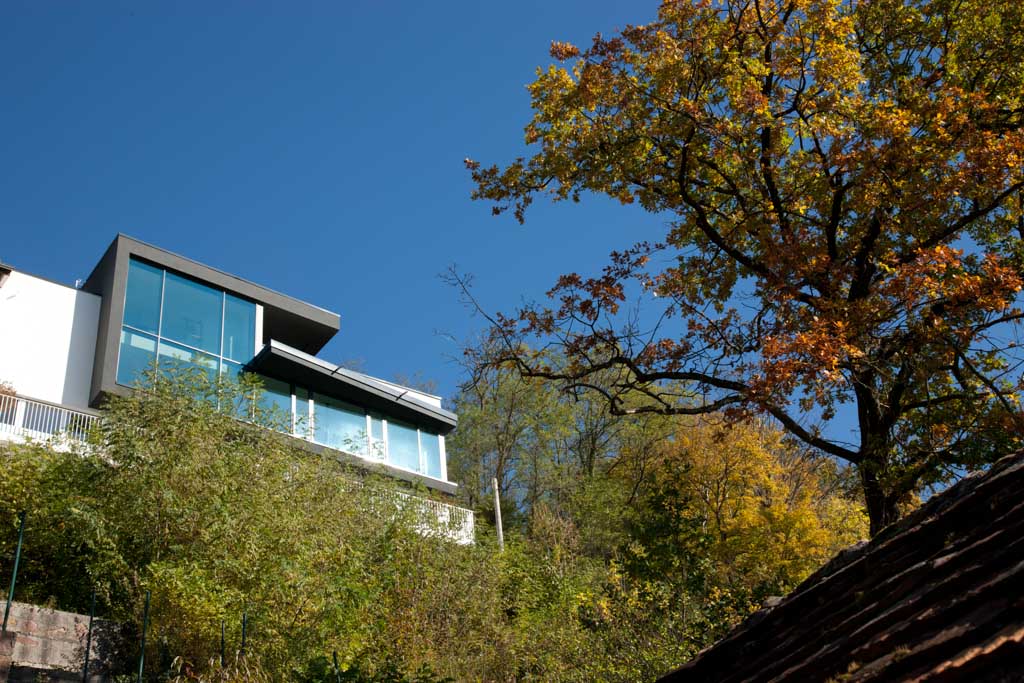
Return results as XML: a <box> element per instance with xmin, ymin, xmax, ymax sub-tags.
<box><xmin>116</xmin><ymin>258</ymin><xmax>258</xmax><ymax>389</ymax></box>
<box><xmin>254</xmin><ymin>380</ymin><xmax>449</xmax><ymax>481</ymax></box>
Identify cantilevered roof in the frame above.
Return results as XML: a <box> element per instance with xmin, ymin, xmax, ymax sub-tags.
<box><xmin>83</xmin><ymin>234</ymin><xmax>340</xmax><ymax>354</ymax></box>
<box><xmin>247</xmin><ymin>340</ymin><xmax>457</xmax><ymax>434</ymax></box>
<box><xmin>658</xmin><ymin>450</ymin><xmax>1024</xmax><ymax>682</ymax></box>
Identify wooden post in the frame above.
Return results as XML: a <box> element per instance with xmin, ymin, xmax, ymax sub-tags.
<box><xmin>492</xmin><ymin>477</ymin><xmax>504</xmax><ymax>552</ymax></box>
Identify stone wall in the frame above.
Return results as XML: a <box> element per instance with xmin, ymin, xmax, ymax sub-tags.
<box><xmin>0</xmin><ymin>601</ymin><xmax>121</xmax><ymax>682</ymax></box>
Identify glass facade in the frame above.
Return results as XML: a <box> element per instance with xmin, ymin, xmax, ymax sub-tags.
<box><xmin>388</xmin><ymin>421</ymin><xmax>420</xmax><ymax>472</ymax></box>
<box><xmin>116</xmin><ymin>329</ymin><xmax>158</xmax><ymax>386</ymax></box>
<box><xmin>369</xmin><ymin>415</ymin><xmax>385</xmax><ymax>459</ymax></box>
<box><xmin>252</xmin><ymin>376</ymin><xmax>447</xmax><ymax>480</ymax></box>
<box><xmin>314</xmin><ymin>393</ymin><xmax>368</xmax><ymax>455</ymax></box>
<box><xmin>223</xmin><ymin>294</ymin><xmax>257</xmax><ymax>362</ymax></box>
<box><xmin>123</xmin><ymin>260</ymin><xmax>162</xmax><ymax>333</ymax></box>
<box><xmin>257</xmin><ymin>376</ymin><xmax>293</xmax><ymax>431</ymax></box>
<box><xmin>161</xmin><ymin>272</ymin><xmax>223</xmax><ymax>354</ymax></box>
<box><xmin>420</xmin><ymin>431</ymin><xmax>443</xmax><ymax>479</ymax></box>
<box><xmin>116</xmin><ymin>257</ymin><xmax>447</xmax><ymax>481</ymax></box>
<box><xmin>117</xmin><ymin>258</ymin><xmax>258</xmax><ymax>386</ymax></box>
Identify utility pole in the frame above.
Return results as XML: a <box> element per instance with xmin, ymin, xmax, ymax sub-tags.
<box><xmin>492</xmin><ymin>477</ymin><xmax>504</xmax><ymax>552</ymax></box>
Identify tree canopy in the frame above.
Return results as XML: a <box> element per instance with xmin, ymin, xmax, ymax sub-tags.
<box><xmin>467</xmin><ymin>0</ymin><xmax>1024</xmax><ymax>534</ymax></box>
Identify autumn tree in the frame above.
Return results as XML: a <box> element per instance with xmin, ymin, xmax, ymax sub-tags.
<box><xmin>466</xmin><ymin>0</ymin><xmax>1024</xmax><ymax>534</ymax></box>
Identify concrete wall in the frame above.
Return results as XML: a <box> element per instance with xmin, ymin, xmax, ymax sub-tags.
<box><xmin>0</xmin><ymin>601</ymin><xmax>120</xmax><ymax>681</ymax></box>
<box><xmin>0</xmin><ymin>271</ymin><xmax>101</xmax><ymax>409</ymax></box>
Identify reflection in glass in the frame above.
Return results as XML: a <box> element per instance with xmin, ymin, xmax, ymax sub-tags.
<box><xmin>314</xmin><ymin>393</ymin><xmax>367</xmax><ymax>454</ymax></box>
<box><xmin>421</xmin><ymin>431</ymin><xmax>442</xmax><ymax>479</ymax></box>
<box><xmin>221</xmin><ymin>360</ymin><xmax>243</xmax><ymax>383</ymax></box>
<box><xmin>157</xmin><ymin>339</ymin><xmax>219</xmax><ymax>384</ymax></box>
<box><xmin>117</xmin><ymin>328</ymin><xmax>157</xmax><ymax>386</ymax></box>
<box><xmin>123</xmin><ymin>260</ymin><xmax>162</xmax><ymax>333</ymax></box>
<box><xmin>223</xmin><ymin>294</ymin><xmax>256</xmax><ymax>361</ymax></box>
<box><xmin>388</xmin><ymin>421</ymin><xmax>420</xmax><ymax>472</ymax></box>
<box><xmin>294</xmin><ymin>388</ymin><xmax>311</xmax><ymax>438</ymax></box>
<box><xmin>161</xmin><ymin>272</ymin><xmax>222</xmax><ymax>354</ymax></box>
<box><xmin>257</xmin><ymin>375</ymin><xmax>293</xmax><ymax>432</ymax></box>
<box><xmin>369</xmin><ymin>415</ymin><xmax>385</xmax><ymax>459</ymax></box>
<box><xmin>219</xmin><ymin>361</ymin><xmax>247</xmax><ymax>418</ymax></box>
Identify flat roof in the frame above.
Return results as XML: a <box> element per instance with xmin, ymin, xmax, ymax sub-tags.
<box><xmin>84</xmin><ymin>234</ymin><xmax>341</xmax><ymax>354</ymax></box>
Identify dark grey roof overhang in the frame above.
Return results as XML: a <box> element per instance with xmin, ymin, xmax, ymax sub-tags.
<box><xmin>83</xmin><ymin>234</ymin><xmax>340</xmax><ymax>354</ymax></box>
<box><xmin>247</xmin><ymin>341</ymin><xmax>458</xmax><ymax>435</ymax></box>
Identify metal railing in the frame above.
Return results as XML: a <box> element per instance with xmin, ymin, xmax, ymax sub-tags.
<box><xmin>394</xmin><ymin>489</ymin><xmax>476</xmax><ymax>545</ymax></box>
<box><xmin>0</xmin><ymin>394</ymin><xmax>99</xmax><ymax>446</ymax></box>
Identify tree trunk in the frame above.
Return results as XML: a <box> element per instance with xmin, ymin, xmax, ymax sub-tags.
<box><xmin>859</xmin><ymin>462</ymin><xmax>901</xmax><ymax>537</ymax></box>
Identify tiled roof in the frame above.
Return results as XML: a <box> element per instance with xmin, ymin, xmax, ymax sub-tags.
<box><xmin>658</xmin><ymin>450</ymin><xmax>1024</xmax><ymax>683</ymax></box>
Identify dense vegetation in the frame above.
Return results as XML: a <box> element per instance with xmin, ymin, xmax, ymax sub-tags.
<box><xmin>7</xmin><ymin>0</ymin><xmax>1023</xmax><ymax>678</ymax></box>
<box><xmin>0</xmin><ymin>368</ymin><xmax>864</xmax><ymax>681</ymax></box>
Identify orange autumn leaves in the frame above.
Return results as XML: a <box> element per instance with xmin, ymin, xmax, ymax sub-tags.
<box><xmin>758</xmin><ymin>246</ymin><xmax>1023</xmax><ymax>399</ymax></box>
<box><xmin>468</xmin><ymin>0</ymin><xmax>1024</xmax><ymax>532</ymax></box>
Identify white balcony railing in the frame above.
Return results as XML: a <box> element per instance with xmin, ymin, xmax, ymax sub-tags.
<box><xmin>0</xmin><ymin>394</ymin><xmax>99</xmax><ymax>447</ymax></box>
<box><xmin>394</xmin><ymin>489</ymin><xmax>475</xmax><ymax>545</ymax></box>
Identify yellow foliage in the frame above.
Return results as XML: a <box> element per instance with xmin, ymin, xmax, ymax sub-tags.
<box><xmin>655</xmin><ymin>419</ymin><xmax>867</xmax><ymax>592</ymax></box>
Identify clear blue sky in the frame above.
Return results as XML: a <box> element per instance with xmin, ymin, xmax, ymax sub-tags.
<box><xmin>1</xmin><ymin>1</ymin><xmax>672</xmax><ymax>402</ymax></box>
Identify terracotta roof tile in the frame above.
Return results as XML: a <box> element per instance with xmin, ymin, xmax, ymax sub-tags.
<box><xmin>658</xmin><ymin>450</ymin><xmax>1024</xmax><ymax>682</ymax></box>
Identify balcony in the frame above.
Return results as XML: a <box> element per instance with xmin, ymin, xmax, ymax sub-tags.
<box><xmin>0</xmin><ymin>394</ymin><xmax>99</xmax><ymax>448</ymax></box>
<box><xmin>394</xmin><ymin>489</ymin><xmax>475</xmax><ymax>545</ymax></box>
<box><xmin>0</xmin><ymin>393</ymin><xmax>475</xmax><ymax>544</ymax></box>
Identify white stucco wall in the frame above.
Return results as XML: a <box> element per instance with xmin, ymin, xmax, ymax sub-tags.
<box><xmin>0</xmin><ymin>270</ymin><xmax>101</xmax><ymax>408</ymax></box>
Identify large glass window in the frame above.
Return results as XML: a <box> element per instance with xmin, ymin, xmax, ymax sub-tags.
<box><xmin>388</xmin><ymin>421</ymin><xmax>421</xmax><ymax>472</ymax></box>
<box><xmin>161</xmin><ymin>272</ymin><xmax>223</xmax><ymax>354</ymax></box>
<box><xmin>223</xmin><ymin>294</ymin><xmax>256</xmax><ymax>362</ymax></box>
<box><xmin>314</xmin><ymin>394</ymin><xmax>368</xmax><ymax>455</ymax></box>
<box><xmin>123</xmin><ymin>260</ymin><xmax>162</xmax><ymax>333</ymax></box>
<box><xmin>222</xmin><ymin>375</ymin><xmax>448</xmax><ymax>480</ymax></box>
<box><xmin>221</xmin><ymin>360</ymin><xmax>244</xmax><ymax>384</ymax></box>
<box><xmin>117</xmin><ymin>329</ymin><xmax>157</xmax><ymax>386</ymax></box>
<box><xmin>116</xmin><ymin>258</ymin><xmax>258</xmax><ymax>389</ymax></box>
<box><xmin>220</xmin><ymin>361</ymin><xmax>247</xmax><ymax>418</ymax></box>
<box><xmin>157</xmin><ymin>340</ymin><xmax>219</xmax><ymax>384</ymax></box>
<box><xmin>420</xmin><ymin>431</ymin><xmax>443</xmax><ymax>479</ymax></box>
<box><xmin>369</xmin><ymin>415</ymin><xmax>385</xmax><ymax>459</ymax></box>
<box><xmin>295</xmin><ymin>388</ymin><xmax>311</xmax><ymax>438</ymax></box>
<box><xmin>257</xmin><ymin>375</ymin><xmax>293</xmax><ymax>430</ymax></box>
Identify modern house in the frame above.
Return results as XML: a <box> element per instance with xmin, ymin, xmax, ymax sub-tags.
<box><xmin>0</xmin><ymin>234</ymin><xmax>472</xmax><ymax>542</ymax></box>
